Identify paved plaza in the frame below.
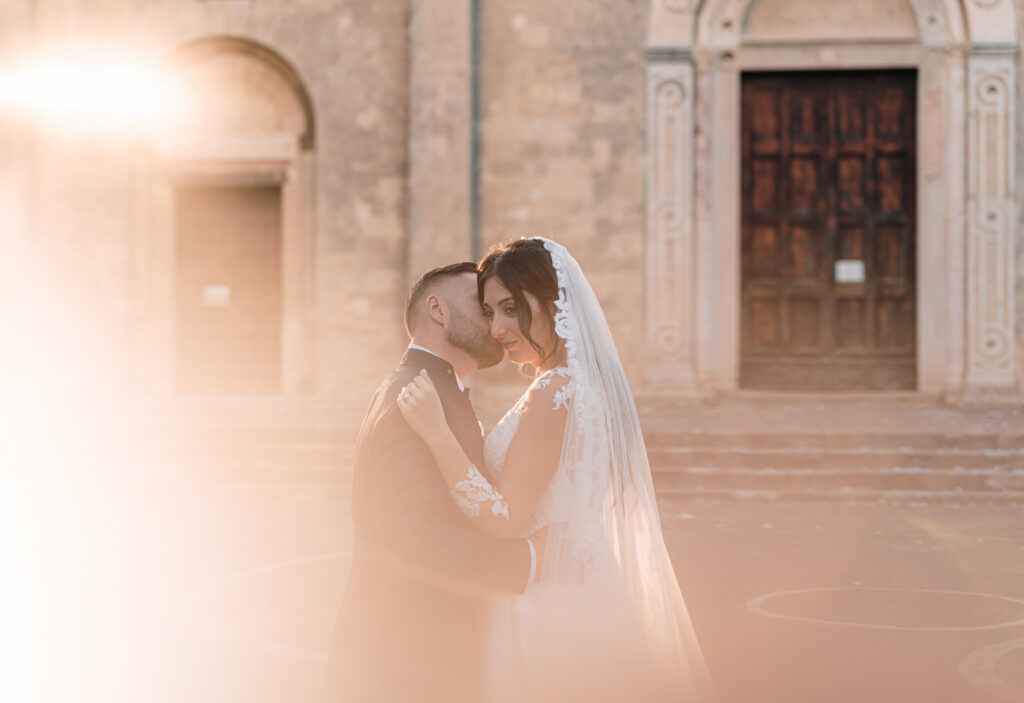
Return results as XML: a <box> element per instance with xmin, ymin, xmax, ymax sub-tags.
<box><xmin>5</xmin><ymin>469</ymin><xmax>1023</xmax><ymax>703</ymax></box>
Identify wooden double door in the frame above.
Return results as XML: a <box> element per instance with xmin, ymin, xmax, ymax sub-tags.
<box><xmin>740</xmin><ymin>71</ymin><xmax>917</xmax><ymax>391</ymax></box>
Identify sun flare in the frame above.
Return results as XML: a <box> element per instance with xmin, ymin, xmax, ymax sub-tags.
<box><xmin>0</xmin><ymin>53</ymin><xmax>186</xmax><ymax>134</ymax></box>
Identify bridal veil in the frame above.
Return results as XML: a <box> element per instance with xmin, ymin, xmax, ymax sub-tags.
<box><xmin>527</xmin><ymin>236</ymin><xmax>714</xmax><ymax>702</ymax></box>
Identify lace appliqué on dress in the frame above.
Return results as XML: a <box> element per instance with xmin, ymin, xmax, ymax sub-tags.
<box><xmin>532</xmin><ymin>366</ymin><xmax>573</xmax><ymax>411</ymax></box>
<box><xmin>483</xmin><ymin>367</ymin><xmax>575</xmax><ymax>536</ymax></box>
<box><xmin>551</xmin><ymin>384</ymin><xmax>573</xmax><ymax>411</ymax></box>
<box><xmin>450</xmin><ymin>465</ymin><xmax>510</xmax><ymax>519</ymax></box>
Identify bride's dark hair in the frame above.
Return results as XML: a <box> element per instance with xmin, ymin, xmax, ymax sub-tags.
<box><xmin>477</xmin><ymin>238</ymin><xmax>560</xmax><ymax>366</ymax></box>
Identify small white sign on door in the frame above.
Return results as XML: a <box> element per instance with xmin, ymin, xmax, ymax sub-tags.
<box><xmin>835</xmin><ymin>260</ymin><xmax>865</xmax><ymax>284</ymax></box>
<box><xmin>202</xmin><ymin>284</ymin><xmax>231</xmax><ymax>307</ymax></box>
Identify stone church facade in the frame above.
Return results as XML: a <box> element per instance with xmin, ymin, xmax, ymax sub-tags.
<box><xmin>3</xmin><ymin>0</ymin><xmax>1024</xmax><ymax>419</ymax></box>
<box><xmin>647</xmin><ymin>0</ymin><xmax>1023</xmax><ymax>401</ymax></box>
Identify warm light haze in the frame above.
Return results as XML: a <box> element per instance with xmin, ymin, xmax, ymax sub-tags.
<box><xmin>0</xmin><ymin>53</ymin><xmax>185</xmax><ymax>134</ymax></box>
<box><xmin>4</xmin><ymin>2</ymin><xmax>1024</xmax><ymax>702</ymax></box>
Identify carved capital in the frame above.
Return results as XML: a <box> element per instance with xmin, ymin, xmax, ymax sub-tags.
<box><xmin>647</xmin><ymin>0</ymin><xmax>698</xmax><ymax>51</ymax></box>
<box><xmin>962</xmin><ymin>0</ymin><xmax>1017</xmax><ymax>47</ymax></box>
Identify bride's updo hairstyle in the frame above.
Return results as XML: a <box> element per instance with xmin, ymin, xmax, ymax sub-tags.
<box><xmin>477</xmin><ymin>238</ymin><xmax>561</xmax><ymax>366</ymax></box>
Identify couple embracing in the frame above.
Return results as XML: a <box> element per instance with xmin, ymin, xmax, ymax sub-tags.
<box><xmin>328</xmin><ymin>238</ymin><xmax>714</xmax><ymax>703</ymax></box>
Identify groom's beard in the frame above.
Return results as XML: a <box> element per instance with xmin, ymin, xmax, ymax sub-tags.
<box><xmin>447</xmin><ymin>306</ymin><xmax>504</xmax><ymax>369</ymax></box>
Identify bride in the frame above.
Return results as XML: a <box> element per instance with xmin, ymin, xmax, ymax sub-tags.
<box><xmin>396</xmin><ymin>237</ymin><xmax>714</xmax><ymax>702</ymax></box>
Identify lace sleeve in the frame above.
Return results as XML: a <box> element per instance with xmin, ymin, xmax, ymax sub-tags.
<box><xmin>531</xmin><ymin>367</ymin><xmax>574</xmax><ymax>411</ymax></box>
<box><xmin>450</xmin><ymin>465</ymin><xmax>510</xmax><ymax>519</ymax></box>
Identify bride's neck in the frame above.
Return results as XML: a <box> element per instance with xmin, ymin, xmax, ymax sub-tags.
<box><xmin>537</xmin><ymin>346</ymin><xmax>567</xmax><ymax>373</ymax></box>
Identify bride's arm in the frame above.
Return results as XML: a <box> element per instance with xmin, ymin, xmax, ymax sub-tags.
<box><xmin>397</xmin><ymin>370</ymin><xmax>567</xmax><ymax>537</ymax></box>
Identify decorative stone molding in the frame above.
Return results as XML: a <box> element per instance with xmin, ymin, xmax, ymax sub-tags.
<box><xmin>941</xmin><ymin>54</ymin><xmax>968</xmax><ymax>397</ymax></box>
<box><xmin>696</xmin><ymin>0</ymin><xmax>749</xmax><ymax>49</ymax></box>
<box><xmin>647</xmin><ymin>0</ymin><xmax>698</xmax><ymax>52</ymax></box>
<box><xmin>965</xmin><ymin>52</ymin><xmax>1017</xmax><ymax>394</ymax></box>
<box><xmin>909</xmin><ymin>0</ymin><xmax>966</xmax><ymax>44</ymax></box>
<box><xmin>645</xmin><ymin>59</ymin><xmax>696</xmax><ymax>382</ymax></box>
<box><xmin>744</xmin><ymin>0</ymin><xmax>919</xmax><ymax>43</ymax></box>
<box><xmin>962</xmin><ymin>0</ymin><xmax>1016</xmax><ymax>46</ymax></box>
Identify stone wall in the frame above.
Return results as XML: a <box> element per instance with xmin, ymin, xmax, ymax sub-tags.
<box><xmin>10</xmin><ymin>0</ymin><xmax>413</xmax><ymax>402</ymax></box>
<box><xmin>7</xmin><ymin>0</ymin><xmax>1024</xmax><ymax>412</ymax></box>
<box><xmin>478</xmin><ymin>1</ymin><xmax>650</xmax><ymax>381</ymax></box>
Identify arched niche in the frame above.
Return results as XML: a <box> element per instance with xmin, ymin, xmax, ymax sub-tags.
<box><xmin>644</xmin><ymin>0</ymin><xmax>1019</xmax><ymax>399</ymax></box>
<box><xmin>134</xmin><ymin>36</ymin><xmax>317</xmax><ymax>395</ymax></box>
<box><xmin>165</xmin><ymin>37</ymin><xmax>315</xmax><ymax>149</ymax></box>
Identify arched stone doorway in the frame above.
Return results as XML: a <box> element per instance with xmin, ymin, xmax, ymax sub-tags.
<box><xmin>645</xmin><ymin>0</ymin><xmax>1018</xmax><ymax>399</ymax></box>
<box><xmin>134</xmin><ymin>37</ymin><xmax>316</xmax><ymax>395</ymax></box>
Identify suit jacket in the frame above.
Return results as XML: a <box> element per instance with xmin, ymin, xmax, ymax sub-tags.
<box><xmin>327</xmin><ymin>348</ymin><xmax>532</xmax><ymax>703</ymax></box>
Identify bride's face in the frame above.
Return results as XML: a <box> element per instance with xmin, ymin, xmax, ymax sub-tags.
<box><xmin>481</xmin><ymin>277</ymin><xmax>557</xmax><ymax>368</ymax></box>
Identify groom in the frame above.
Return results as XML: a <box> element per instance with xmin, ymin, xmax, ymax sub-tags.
<box><xmin>327</xmin><ymin>262</ymin><xmax>541</xmax><ymax>703</ymax></box>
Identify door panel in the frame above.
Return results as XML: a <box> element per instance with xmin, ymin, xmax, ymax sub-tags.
<box><xmin>741</xmin><ymin>71</ymin><xmax>917</xmax><ymax>390</ymax></box>
<box><xmin>175</xmin><ymin>185</ymin><xmax>283</xmax><ymax>395</ymax></box>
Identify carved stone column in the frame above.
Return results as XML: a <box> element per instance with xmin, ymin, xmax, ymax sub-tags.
<box><xmin>964</xmin><ymin>51</ymin><xmax>1018</xmax><ymax>396</ymax></box>
<box><xmin>407</xmin><ymin>0</ymin><xmax>474</xmax><ymax>281</ymax></box>
<box><xmin>645</xmin><ymin>54</ymin><xmax>698</xmax><ymax>385</ymax></box>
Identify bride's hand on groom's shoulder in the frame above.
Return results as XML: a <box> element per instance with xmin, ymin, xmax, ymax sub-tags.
<box><xmin>396</xmin><ymin>370</ymin><xmax>446</xmax><ymax>441</ymax></box>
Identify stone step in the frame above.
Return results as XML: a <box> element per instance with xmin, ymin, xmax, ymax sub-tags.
<box><xmin>646</xmin><ymin>427</ymin><xmax>1024</xmax><ymax>499</ymax></box>
<box><xmin>126</xmin><ymin>442</ymin><xmax>355</xmax><ymax>474</ymax></box>
<box><xmin>641</xmin><ymin>429</ymin><xmax>1024</xmax><ymax>451</ymax></box>
<box><xmin>653</xmin><ymin>486</ymin><xmax>1024</xmax><ymax>506</ymax></box>
<box><xmin>651</xmin><ymin>466</ymin><xmax>1024</xmax><ymax>494</ymax></box>
<box><xmin>106</xmin><ymin>424</ymin><xmax>359</xmax><ymax>474</ymax></box>
<box><xmin>646</xmin><ymin>446</ymin><xmax>1024</xmax><ymax>470</ymax></box>
<box><xmin>103</xmin><ymin>411</ymin><xmax>1024</xmax><ymax>502</ymax></box>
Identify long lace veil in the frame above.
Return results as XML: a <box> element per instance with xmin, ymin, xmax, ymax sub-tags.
<box><xmin>534</xmin><ymin>237</ymin><xmax>714</xmax><ymax>701</ymax></box>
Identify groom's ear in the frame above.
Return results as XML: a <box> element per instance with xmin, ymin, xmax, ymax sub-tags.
<box><xmin>425</xmin><ymin>294</ymin><xmax>445</xmax><ymax>326</ymax></box>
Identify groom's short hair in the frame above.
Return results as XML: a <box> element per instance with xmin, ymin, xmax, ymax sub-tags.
<box><xmin>404</xmin><ymin>261</ymin><xmax>478</xmax><ymax>337</ymax></box>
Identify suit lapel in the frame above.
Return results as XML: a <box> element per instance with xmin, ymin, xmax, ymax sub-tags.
<box><xmin>399</xmin><ymin>348</ymin><xmax>486</xmax><ymax>469</ymax></box>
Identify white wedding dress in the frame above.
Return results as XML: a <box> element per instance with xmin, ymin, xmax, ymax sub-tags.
<box><xmin>455</xmin><ymin>238</ymin><xmax>713</xmax><ymax>703</ymax></box>
<box><xmin>481</xmin><ymin>368</ymin><xmax>670</xmax><ymax>702</ymax></box>
<box><xmin>483</xmin><ymin>367</ymin><xmax>572</xmax><ymax>537</ymax></box>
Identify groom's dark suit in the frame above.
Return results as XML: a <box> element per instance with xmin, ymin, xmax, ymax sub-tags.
<box><xmin>327</xmin><ymin>348</ymin><xmax>532</xmax><ymax>703</ymax></box>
